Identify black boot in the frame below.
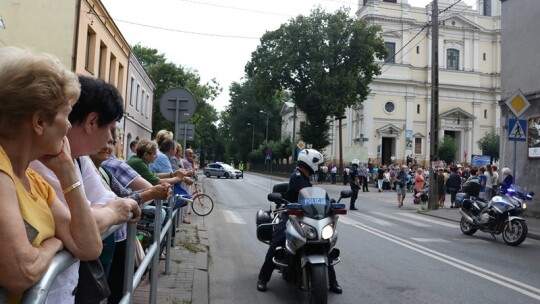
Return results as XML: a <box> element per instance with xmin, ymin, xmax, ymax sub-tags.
<box><xmin>329</xmin><ymin>281</ymin><xmax>343</xmax><ymax>294</ymax></box>
<box><xmin>350</xmin><ymin>204</ymin><xmax>358</xmax><ymax>210</ymax></box>
<box><xmin>256</xmin><ymin>279</ymin><xmax>267</xmax><ymax>292</ymax></box>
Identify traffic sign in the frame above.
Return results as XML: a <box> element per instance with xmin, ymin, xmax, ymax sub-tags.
<box><xmin>297</xmin><ymin>141</ymin><xmax>305</xmax><ymax>149</ymax></box>
<box><xmin>508</xmin><ymin>119</ymin><xmax>527</xmax><ymax>141</ymax></box>
<box><xmin>159</xmin><ymin>88</ymin><xmax>196</xmax><ymax>123</ymax></box>
<box><xmin>505</xmin><ymin>89</ymin><xmax>530</xmax><ymax>118</ymax></box>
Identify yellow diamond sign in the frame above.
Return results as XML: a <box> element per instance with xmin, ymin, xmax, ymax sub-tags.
<box><xmin>505</xmin><ymin>89</ymin><xmax>530</xmax><ymax>118</ymax></box>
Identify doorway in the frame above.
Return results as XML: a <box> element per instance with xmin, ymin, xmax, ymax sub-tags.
<box><xmin>381</xmin><ymin>137</ymin><xmax>394</xmax><ymax>166</ymax></box>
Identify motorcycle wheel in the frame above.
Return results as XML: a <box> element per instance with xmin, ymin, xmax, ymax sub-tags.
<box><xmin>502</xmin><ymin>219</ymin><xmax>528</xmax><ymax>246</ymax></box>
<box><xmin>307</xmin><ymin>264</ymin><xmax>328</xmax><ymax>304</ymax></box>
<box><xmin>460</xmin><ymin>217</ymin><xmax>478</xmax><ymax>235</ymax></box>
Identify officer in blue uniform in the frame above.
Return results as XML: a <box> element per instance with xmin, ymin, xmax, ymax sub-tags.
<box><xmin>257</xmin><ymin>149</ymin><xmax>342</xmax><ymax>294</ymax></box>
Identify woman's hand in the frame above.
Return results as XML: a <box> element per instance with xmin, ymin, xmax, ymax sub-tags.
<box><xmin>39</xmin><ymin>137</ymin><xmax>75</xmax><ymax>175</ymax></box>
<box><xmin>149</xmin><ymin>183</ymin><xmax>172</xmax><ymax>200</ymax></box>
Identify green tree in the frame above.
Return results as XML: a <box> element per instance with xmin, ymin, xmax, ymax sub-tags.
<box><xmin>477</xmin><ymin>129</ymin><xmax>500</xmax><ymax>162</ymax></box>
<box><xmin>131</xmin><ymin>45</ymin><xmax>222</xmax><ymax>163</ymax></box>
<box><xmin>438</xmin><ymin>136</ymin><xmax>458</xmax><ymax>164</ymax></box>
<box><xmin>222</xmin><ymin>80</ymin><xmax>285</xmax><ymax>163</ymax></box>
<box><xmin>245</xmin><ymin>7</ymin><xmax>387</xmax><ymax>150</ymax></box>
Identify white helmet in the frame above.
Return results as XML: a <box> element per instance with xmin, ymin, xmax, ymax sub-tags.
<box><xmin>297</xmin><ymin>149</ymin><xmax>324</xmax><ymax>175</ymax></box>
<box><xmin>351</xmin><ymin>159</ymin><xmax>360</xmax><ymax>166</ymax></box>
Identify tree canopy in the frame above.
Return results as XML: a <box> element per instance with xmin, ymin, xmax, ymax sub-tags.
<box><xmin>132</xmin><ymin>45</ymin><xmax>222</xmax><ymax>164</ymax></box>
<box><xmin>245</xmin><ymin>7</ymin><xmax>387</xmax><ymax>150</ymax></box>
<box><xmin>477</xmin><ymin>129</ymin><xmax>500</xmax><ymax>162</ymax></box>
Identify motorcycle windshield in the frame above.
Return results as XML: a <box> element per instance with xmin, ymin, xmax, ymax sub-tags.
<box><xmin>297</xmin><ymin>187</ymin><xmax>331</xmax><ymax>219</ymax></box>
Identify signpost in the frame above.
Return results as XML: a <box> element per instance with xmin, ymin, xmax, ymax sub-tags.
<box><xmin>159</xmin><ymin>88</ymin><xmax>197</xmax><ymax>150</ymax></box>
<box><xmin>504</xmin><ymin>89</ymin><xmax>530</xmax><ymax>177</ymax></box>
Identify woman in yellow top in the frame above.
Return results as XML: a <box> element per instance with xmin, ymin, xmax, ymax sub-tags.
<box><xmin>0</xmin><ymin>47</ymin><xmax>103</xmax><ymax>302</ymax></box>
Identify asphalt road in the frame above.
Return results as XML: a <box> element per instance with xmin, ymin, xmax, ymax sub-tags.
<box><xmin>202</xmin><ymin>172</ymin><xmax>540</xmax><ymax>304</ymax></box>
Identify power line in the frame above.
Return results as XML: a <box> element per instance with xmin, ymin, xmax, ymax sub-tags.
<box><xmin>379</xmin><ymin>24</ymin><xmax>429</xmax><ymax>70</ymax></box>
<box><xmin>112</xmin><ymin>17</ymin><xmax>260</xmax><ymax>39</ymax></box>
<box><xmin>178</xmin><ymin>0</ymin><xmax>291</xmax><ymax>17</ymax></box>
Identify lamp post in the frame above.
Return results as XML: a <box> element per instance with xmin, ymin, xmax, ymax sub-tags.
<box><xmin>260</xmin><ymin>110</ymin><xmax>269</xmax><ymax>144</ymax></box>
<box><xmin>247</xmin><ymin>123</ymin><xmax>255</xmax><ymax>152</ymax></box>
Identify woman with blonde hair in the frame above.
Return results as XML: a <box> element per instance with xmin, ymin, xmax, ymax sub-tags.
<box><xmin>0</xmin><ymin>47</ymin><xmax>102</xmax><ymax>302</ymax></box>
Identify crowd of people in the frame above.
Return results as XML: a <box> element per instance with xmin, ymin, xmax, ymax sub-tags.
<box><xmin>0</xmin><ymin>47</ymin><xmax>198</xmax><ymax>303</ymax></box>
<box><xmin>341</xmin><ymin>160</ymin><xmax>514</xmax><ymax>209</ymax></box>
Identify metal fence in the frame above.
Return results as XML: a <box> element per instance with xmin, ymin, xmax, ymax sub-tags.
<box><xmin>1</xmin><ymin>197</ymin><xmax>181</xmax><ymax>304</ymax></box>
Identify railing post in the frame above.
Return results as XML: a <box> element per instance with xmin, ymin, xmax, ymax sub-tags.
<box><xmin>123</xmin><ymin>221</ymin><xmax>137</xmax><ymax>303</ymax></box>
<box><xmin>149</xmin><ymin>199</ymin><xmax>163</xmax><ymax>304</ymax></box>
<box><xmin>164</xmin><ymin>197</ymin><xmax>173</xmax><ymax>275</ymax></box>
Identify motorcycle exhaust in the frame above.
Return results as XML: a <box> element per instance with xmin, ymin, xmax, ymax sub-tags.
<box><xmin>459</xmin><ymin>209</ymin><xmax>476</xmax><ymax>225</ymax></box>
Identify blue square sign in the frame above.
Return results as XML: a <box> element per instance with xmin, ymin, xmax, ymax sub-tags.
<box><xmin>508</xmin><ymin>119</ymin><xmax>527</xmax><ymax>141</ymax></box>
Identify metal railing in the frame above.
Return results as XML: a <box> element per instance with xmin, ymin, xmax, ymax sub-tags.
<box><xmin>1</xmin><ymin>197</ymin><xmax>181</xmax><ymax>304</ymax></box>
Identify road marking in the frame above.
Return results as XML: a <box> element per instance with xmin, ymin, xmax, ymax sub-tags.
<box><xmin>222</xmin><ymin>210</ymin><xmax>246</xmax><ymax>224</ymax></box>
<box><xmin>398</xmin><ymin>212</ymin><xmax>460</xmax><ymax>228</ymax></box>
<box><xmin>370</xmin><ymin>211</ymin><xmax>431</xmax><ymax>228</ymax></box>
<box><xmin>410</xmin><ymin>238</ymin><xmax>450</xmax><ymax>243</ymax></box>
<box><xmin>345</xmin><ymin>212</ymin><xmax>393</xmax><ymax>226</ymax></box>
<box><xmin>350</xmin><ymin>221</ymin><xmax>540</xmax><ymax>301</ymax></box>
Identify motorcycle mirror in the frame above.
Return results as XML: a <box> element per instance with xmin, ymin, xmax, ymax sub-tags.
<box><xmin>267</xmin><ymin>192</ymin><xmax>282</xmax><ymax>203</ymax></box>
<box><xmin>340</xmin><ymin>189</ymin><xmax>353</xmax><ymax>199</ymax></box>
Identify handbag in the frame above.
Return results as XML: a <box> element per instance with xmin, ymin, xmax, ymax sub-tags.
<box><xmin>75</xmin><ymin>259</ymin><xmax>111</xmax><ymax>304</ymax></box>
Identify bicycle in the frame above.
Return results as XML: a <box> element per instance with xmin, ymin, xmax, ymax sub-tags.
<box><xmin>174</xmin><ymin>193</ymin><xmax>214</xmax><ymax>216</ymax></box>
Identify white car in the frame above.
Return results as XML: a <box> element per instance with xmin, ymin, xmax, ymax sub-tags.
<box><xmin>204</xmin><ymin>163</ymin><xmax>239</xmax><ymax>179</ymax></box>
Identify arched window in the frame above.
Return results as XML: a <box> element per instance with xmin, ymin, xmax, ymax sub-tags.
<box><xmin>447</xmin><ymin>49</ymin><xmax>459</xmax><ymax>70</ymax></box>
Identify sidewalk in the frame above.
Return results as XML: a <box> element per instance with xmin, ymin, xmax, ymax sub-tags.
<box><xmin>132</xmin><ymin>212</ymin><xmax>209</xmax><ymax>304</ymax></box>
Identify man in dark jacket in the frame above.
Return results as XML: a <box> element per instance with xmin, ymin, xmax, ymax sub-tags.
<box><xmin>446</xmin><ymin>166</ymin><xmax>462</xmax><ymax>208</ymax></box>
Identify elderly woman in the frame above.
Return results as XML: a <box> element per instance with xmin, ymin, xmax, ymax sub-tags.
<box><xmin>500</xmin><ymin>167</ymin><xmax>514</xmax><ymax>194</ymax></box>
<box><xmin>127</xmin><ymin>139</ymin><xmax>186</xmax><ymax>185</ymax></box>
<box><xmin>0</xmin><ymin>47</ymin><xmax>102</xmax><ymax>302</ymax></box>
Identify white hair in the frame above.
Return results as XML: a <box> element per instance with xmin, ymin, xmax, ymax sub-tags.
<box><xmin>502</xmin><ymin>167</ymin><xmax>512</xmax><ymax>175</ymax></box>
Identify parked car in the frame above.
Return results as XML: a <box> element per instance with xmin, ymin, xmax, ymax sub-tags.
<box><xmin>204</xmin><ymin>162</ymin><xmax>239</xmax><ymax>179</ymax></box>
<box><xmin>233</xmin><ymin>167</ymin><xmax>243</xmax><ymax>179</ymax></box>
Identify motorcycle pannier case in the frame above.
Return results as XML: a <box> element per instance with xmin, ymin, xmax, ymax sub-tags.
<box><xmin>462</xmin><ymin>181</ymin><xmax>480</xmax><ymax>197</ymax></box>
<box><xmin>256</xmin><ymin>210</ymin><xmax>272</xmax><ymax>242</ymax></box>
<box><xmin>455</xmin><ymin>193</ymin><xmax>468</xmax><ymax>208</ymax></box>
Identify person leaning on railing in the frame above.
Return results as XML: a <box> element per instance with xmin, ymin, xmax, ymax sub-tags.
<box><xmin>89</xmin><ymin>129</ymin><xmax>171</xmax><ymax>303</ymax></box>
<box><xmin>0</xmin><ymin>47</ymin><xmax>103</xmax><ymax>303</ymax></box>
<box><xmin>30</xmin><ymin>75</ymin><xmax>141</xmax><ymax>303</ymax></box>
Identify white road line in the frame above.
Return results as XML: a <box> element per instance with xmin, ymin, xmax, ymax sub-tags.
<box><xmin>345</xmin><ymin>212</ymin><xmax>393</xmax><ymax>226</ymax></box>
<box><xmin>370</xmin><ymin>211</ymin><xmax>431</xmax><ymax>228</ymax></box>
<box><xmin>398</xmin><ymin>212</ymin><xmax>460</xmax><ymax>228</ymax></box>
<box><xmin>410</xmin><ymin>238</ymin><xmax>450</xmax><ymax>243</ymax></box>
<box><xmin>222</xmin><ymin>210</ymin><xmax>246</xmax><ymax>224</ymax></box>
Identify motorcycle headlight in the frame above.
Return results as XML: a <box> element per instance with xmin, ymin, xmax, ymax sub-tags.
<box><xmin>321</xmin><ymin>224</ymin><xmax>334</xmax><ymax>240</ymax></box>
<box><xmin>300</xmin><ymin>223</ymin><xmax>317</xmax><ymax>240</ymax></box>
<box><xmin>523</xmin><ymin>202</ymin><xmax>527</xmax><ymax>209</ymax></box>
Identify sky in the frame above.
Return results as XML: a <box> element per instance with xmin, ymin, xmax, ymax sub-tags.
<box><xmin>101</xmin><ymin>0</ymin><xmax>477</xmax><ymax>113</ymax></box>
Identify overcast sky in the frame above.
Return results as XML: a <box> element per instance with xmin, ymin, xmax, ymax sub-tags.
<box><xmin>101</xmin><ymin>0</ymin><xmax>476</xmax><ymax>112</ymax></box>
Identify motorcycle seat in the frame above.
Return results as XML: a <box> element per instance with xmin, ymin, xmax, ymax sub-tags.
<box><xmin>474</xmin><ymin>198</ymin><xmax>488</xmax><ymax>209</ymax></box>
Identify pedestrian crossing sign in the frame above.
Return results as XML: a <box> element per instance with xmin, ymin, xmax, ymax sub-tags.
<box><xmin>508</xmin><ymin>119</ymin><xmax>526</xmax><ymax>141</ymax></box>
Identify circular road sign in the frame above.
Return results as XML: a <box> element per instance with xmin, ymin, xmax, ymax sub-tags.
<box><xmin>159</xmin><ymin>87</ymin><xmax>197</xmax><ymax>123</ymax></box>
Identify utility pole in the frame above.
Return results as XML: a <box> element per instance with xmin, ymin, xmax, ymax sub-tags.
<box><xmin>291</xmin><ymin>105</ymin><xmax>297</xmax><ymax>163</ymax></box>
<box><xmin>336</xmin><ymin>116</ymin><xmax>346</xmax><ymax>175</ymax></box>
<box><xmin>428</xmin><ymin>0</ymin><xmax>440</xmax><ymax>210</ymax></box>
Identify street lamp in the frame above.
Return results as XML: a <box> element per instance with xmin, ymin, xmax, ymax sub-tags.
<box><xmin>246</xmin><ymin>123</ymin><xmax>255</xmax><ymax>152</ymax></box>
<box><xmin>260</xmin><ymin>110</ymin><xmax>269</xmax><ymax>144</ymax></box>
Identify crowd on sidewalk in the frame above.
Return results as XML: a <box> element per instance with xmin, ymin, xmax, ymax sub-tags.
<box><xmin>0</xmin><ymin>47</ymin><xmax>198</xmax><ymax>304</ymax></box>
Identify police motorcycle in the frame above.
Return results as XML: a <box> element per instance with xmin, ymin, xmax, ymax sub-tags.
<box><xmin>256</xmin><ymin>183</ymin><xmax>351</xmax><ymax>304</ymax></box>
<box><xmin>459</xmin><ymin>181</ymin><xmax>534</xmax><ymax>246</ymax></box>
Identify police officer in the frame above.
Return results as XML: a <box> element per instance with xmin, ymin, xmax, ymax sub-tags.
<box><xmin>257</xmin><ymin>149</ymin><xmax>342</xmax><ymax>294</ymax></box>
<box><xmin>349</xmin><ymin>159</ymin><xmax>360</xmax><ymax>210</ymax></box>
